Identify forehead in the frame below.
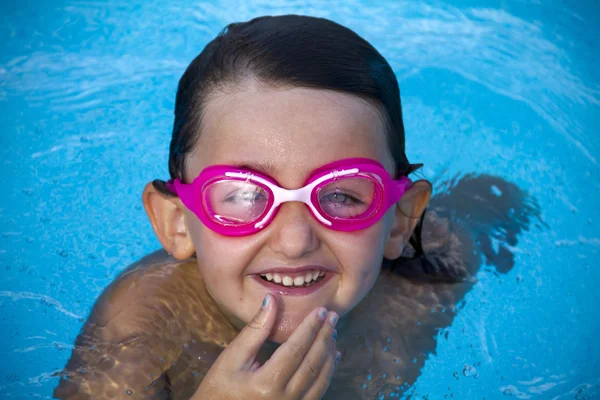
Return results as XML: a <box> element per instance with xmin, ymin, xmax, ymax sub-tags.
<box><xmin>187</xmin><ymin>85</ymin><xmax>393</xmax><ymax>182</ymax></box>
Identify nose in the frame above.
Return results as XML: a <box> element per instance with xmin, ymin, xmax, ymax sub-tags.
<box><xmin>268</xmin><ymin>202</ymin><xmax>319</xmax><ymax>259</ymax></box>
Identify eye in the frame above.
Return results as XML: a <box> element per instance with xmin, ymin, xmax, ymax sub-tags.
<box><xmin>225</xmin><ymin>188</ymin><xmax>267</xmax><ymax>203</ymax></box>
<box><xmin>319</xmin><ymin>191</ymin><xmax>365</xmax><ymax>207</ymax></box>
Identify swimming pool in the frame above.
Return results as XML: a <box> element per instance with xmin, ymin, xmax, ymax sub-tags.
<box><xmin>1</xmin><ymin>0</ymin><xmax>598</xmax><ymax>398</ymax></box>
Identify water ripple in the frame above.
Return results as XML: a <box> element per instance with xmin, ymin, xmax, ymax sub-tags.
<box><xmin>0</xmin><ymin>291</ymin><xmax>82</xmax><ymax>319</ymax></box>
<box><xmin>2</xmin><ymin>0</ymin><xmax>596</xmax><ymax>163</ymax></box>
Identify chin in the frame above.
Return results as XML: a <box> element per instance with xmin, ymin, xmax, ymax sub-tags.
<box><xmin>268</xmin><ymin>329</ymin><xmax>292</xmax><ymax>344</ymax></box>
<box><xmin>267</xmin><ymin>311</ymin><xmax>307</xmax><ymax>343</ymax></box>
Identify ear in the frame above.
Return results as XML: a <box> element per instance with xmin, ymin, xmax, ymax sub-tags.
<box><xmin>383</xmin><ymin>180</ymin><xmax>432</xmax><ymax>260</ymax></box>
<box><xmin>142</xmin><ymin>182</ymin><xmax>196</xmax><ymax>260</ymax></box>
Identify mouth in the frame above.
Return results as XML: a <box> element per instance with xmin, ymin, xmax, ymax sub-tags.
<box><xmin>251</xmin><ymin>268</ymin><xmax>333</xmax><ymax>296</ymax></box>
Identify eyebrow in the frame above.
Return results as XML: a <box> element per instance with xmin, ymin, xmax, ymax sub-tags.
<box><xmin>234</xmin><ymin>160</ymin><xmax>279</xmax><ymax>176</ymax></box>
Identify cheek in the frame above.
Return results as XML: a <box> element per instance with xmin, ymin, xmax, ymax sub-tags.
<box><xmin>186</xmin><ymin>216</ymin><xmax>251</xmax><ymax>288</ymax></box>
<box><xmin>330</xmin><ymin>213</ymin><xmax>393</xmax><ymax>307</ymax></box>
<box><xmin>345</xmin><ymin>210</ymin><xmax>393</xmax><ymax>272</ymax></box>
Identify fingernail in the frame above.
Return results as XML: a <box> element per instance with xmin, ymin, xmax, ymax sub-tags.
<box><xmin>317</xmin><ymin>308</ymin><xmax>328</xmax><ymax>321</ymax></box>
<box><xmin>329</xmin><ymin>312</ymin><xmax>339</xmax><ymax>327</ymax></box>
<box><xmin>335</xmin><ymin>351</ymin><xmax>341</xmax><ymax>365</ymax></box>
<box><xmin>262</xmin><ymin>294</ymin><xmax>271</xmax><ymax>309</ymax></box>
<box><xmin>332</xmin><ymin>329</ymin><xmax>337</xmax><ymax>341</ymax></box>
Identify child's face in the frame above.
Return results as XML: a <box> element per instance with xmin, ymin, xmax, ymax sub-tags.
<box><xmin>184</xmin><ymin>83</ymin><xmax>399</xmax><ymax>343</ymax></box>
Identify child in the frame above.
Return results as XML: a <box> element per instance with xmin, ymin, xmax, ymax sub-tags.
<box><xmin>54</xmin><ymin>15</ymin><xmax>541</xmax><ymax>400</ymax></box>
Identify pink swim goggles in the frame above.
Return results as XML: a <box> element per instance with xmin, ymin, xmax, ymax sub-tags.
<box><xmin>166</xmin><ymin>158</ymin><xmax>412</xmax><ymax>237</ymax></box>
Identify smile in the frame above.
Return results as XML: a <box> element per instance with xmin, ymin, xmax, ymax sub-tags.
<box><xmin>251</xmin><ymin>268</ymin><xmax>333</xmax><ymax>296</ymax></box>
<box><xmin>260</xmin><ymin>270</ymin><xmax>326</xmax><ymax>287</ymax></box>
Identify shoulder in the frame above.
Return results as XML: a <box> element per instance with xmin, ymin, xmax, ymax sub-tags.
<box><xmin>87</xmin><ymin>251</ymin><xmax>198</xmax><ymax>336</ymax></box>
<box><xmin>54</xmin><ymin>252</ymin><xmax>204</xmax><ymax>399</ymax></box>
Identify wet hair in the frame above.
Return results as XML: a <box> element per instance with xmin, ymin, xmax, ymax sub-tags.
<box><xmin>152</xmin><ymin>14</ymin><xmax>426</xmax><ymax>266</ymax></box>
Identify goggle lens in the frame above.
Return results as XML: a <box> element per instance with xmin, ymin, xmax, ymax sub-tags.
<box><xmin>316</xmin><ymin>177</ymin><xmax>378</xmax><ymax>220</ymax></box>
<box><xmin>203</xmin><ymin>180</ymin><xmax>270</xmax><ymax>224</ymax></box>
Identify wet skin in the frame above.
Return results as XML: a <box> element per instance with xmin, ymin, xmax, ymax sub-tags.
<box><xmin>54</xmin><ymin>174</ymin><xmax>542</xmax><ymax>399</ymax></box>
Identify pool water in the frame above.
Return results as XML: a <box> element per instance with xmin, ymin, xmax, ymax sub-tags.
<box><xmin>1</xmin><ymin>0</ymin><xmax>599</xmax><ymax>399</ymax></box>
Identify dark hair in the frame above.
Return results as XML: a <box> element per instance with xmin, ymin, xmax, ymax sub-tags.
<box><xmin>153</xmin><ymin>14</ymin><xmax>426</xmax><ymax>265</ymax></box>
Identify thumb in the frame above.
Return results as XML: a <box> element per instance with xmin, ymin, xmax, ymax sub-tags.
<box><xmin>226</xmin><ymin>293</ymin><xmax>277</xmax><ymax>370</ymax></box>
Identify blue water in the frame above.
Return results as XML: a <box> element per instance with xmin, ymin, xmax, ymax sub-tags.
<box><xmin>1</xmin><ymin>0</ymin><xmax>599</xmax><ymax>398</ymax></box>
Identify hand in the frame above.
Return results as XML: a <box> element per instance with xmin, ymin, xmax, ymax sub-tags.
<box><xmin>191</xmin><ymin>293</ymin><xmax>340</xmax><ymax>400</ymax></box>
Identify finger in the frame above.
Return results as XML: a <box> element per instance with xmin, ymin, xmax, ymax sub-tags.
<box><xmin>302</xmin><ymin>346</ymin><xmax>339</xmax><ymax>400</ymax></box>
<box><xmin>249</xmin><ymin>360</ymin><xmax>261</xmax><ymax>373</ymax></box>
<box><xmin>224</xmin><ymin>293</ymin><xmax>277</xmax><ymax>370</ymax></box>
<box><xmin>259</xmin><ymin>307</ymin><xmax>327</xmax><ymax>383</ymax></box>
<box><xmin>286</xmin><ymin>312</ymin><xmax>338</xmax><ymax>397</ymax></box>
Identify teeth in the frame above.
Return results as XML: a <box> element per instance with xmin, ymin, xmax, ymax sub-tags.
<box><xmin>282</xmin><ymin>276</ymin><xmax>294</xmax><ymax>286</ymax></box>
<box><xmin>260</xmin><ymin>270</ymin><xmax>326</xmax><ymax>287</ymax></box>
<box><xmin>304</xmin><ymin>272</ymin><xmax>313</xmax><ymax>283</ymax></box>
